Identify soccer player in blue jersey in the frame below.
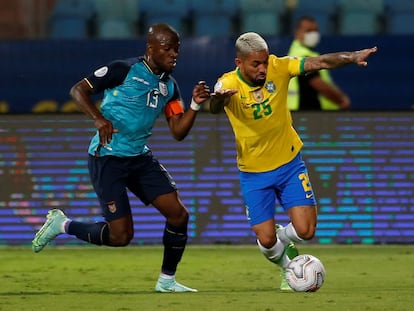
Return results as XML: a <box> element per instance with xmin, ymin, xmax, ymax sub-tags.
<box><xmin>209</xmin><ymin>32</ymin><xmax>377</xmax><ymax>290</ymax></box>
<box><xmin>32</xmin><ymin>23</ymin><xmax>210</xmax><ymax>293</ymax></box>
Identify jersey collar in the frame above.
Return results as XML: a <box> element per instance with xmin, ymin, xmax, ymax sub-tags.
<box><xmin>237</xmin><ymin>67</ymin><xmax>263</xmax><ymax>91</ymax></box>
<box><xmin>141</xmin><ymin>57</ymin><xmax>169</xmax><ymax>81</ymax></box>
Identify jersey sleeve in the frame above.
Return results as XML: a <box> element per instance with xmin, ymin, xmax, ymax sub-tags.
<box><xmin>164</xmin><ymin>78</ymin><xmax>184</xmax><ymax>118</ymax></box>
<box><xmin>275</xmin><ymin>55</ymin><xmax>305</xmax><ymax>77</ymax></box>
<box><xmin>214</xmin><ymin>71</ymin><xmax>236</xmax><ymax>91</ymax></box>
<box><xmin>84</xmin><ymin>60</ymin><xmax>133</xmax><ymax>94</ymax></box>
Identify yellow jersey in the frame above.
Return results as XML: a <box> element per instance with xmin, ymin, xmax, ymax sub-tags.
<box><xmin>216</xmin><ymin>54</ymin><xmax>305</xmax><ymax>172</ymax></box>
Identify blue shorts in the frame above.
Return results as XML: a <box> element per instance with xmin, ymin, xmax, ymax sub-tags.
<box><xmin>239</xmin><ymin>152</ymin><xmax>317</xmax><ymax>226</ymax></box>
<box><xmin>88</xmin><ymin>151</ymin><xmax>177</xmax><ymax>221</ymax></box>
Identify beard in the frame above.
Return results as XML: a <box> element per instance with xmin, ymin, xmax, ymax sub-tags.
<box><xmin>251</xmin><ymin>77</ymin><xmax>266</xmax><ymax>87</ymax></box>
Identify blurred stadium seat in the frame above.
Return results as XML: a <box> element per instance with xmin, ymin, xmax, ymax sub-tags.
<box><xmin>190</xmin><ymin>0</ymin><xmax>238</xmax><ymax>36</ymax></box>
<box><xmin>239</xmin><ymin>0</ymin><xmax>286</xmax><ymax>36</ymax></box>
<box><xmin>291</xmin><ymin>0</ymin><xmax>339</xmax><ymax>35</ymax></box>
<box><xmin>60</xmin><ymin>100</ymin><xmax>80</xmax><ymax>113</ymax></box>
<box><xmin>0</xmin><ymin>101</ymin><xmax>9</xmax><ymax>113</ymax></box>
<box><xmin>1</xmin><ymin>0</ymin><xmax>406</xmax><ymax>39</ymax></box>
<box><xmin>94</xmin><ymin>0</ymin><xmax>138</xmax><ymax>39</ymax></box>
<box><xmin>32</xmin><ymin>100</ymin><xmax>59</xmax><ymax>113</ymax></box>
<box><xmin>49</xmin><ymin>0</ymin><xmax>95</xmax><ymax>39</ymax></box>
<box><xmin>98</xmin><ymin>19</ymin><xmax>135</xmax><ymax>38</ymax></box>
<box><xmin>140</xmin><ymin>0</ymin><xmax>190</xmax><ymax>35</ymax></box>
<box><xmin>385</xmin><ymin>0</ymin><xmax>414</xmax><ymax>34</ymax></box>
<box><xmin>338</xmin><ymin>0</ymin><xmax>385</xmax><ymax>35</ymax></box>
<box><xmin>0</xmin><ymin>1</ymin><xmax>30</xmax><ymax>39</ymax></box>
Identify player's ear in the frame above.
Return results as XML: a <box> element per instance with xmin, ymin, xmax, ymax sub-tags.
<box><xmin>235</xmin><ymin>57</ymin><xmax>241</xmax><ymax>67</ymax></box>
<box><xmin>146</xmin><ymin>43</ymin><xmax>154</xmax><ymax>54</ymax></box>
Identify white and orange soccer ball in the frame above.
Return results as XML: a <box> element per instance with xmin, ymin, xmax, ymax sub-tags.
<box><xmin>285</xmin><ymin>254</ymin><xmax>326</xmax><ymax>292</ymax></box>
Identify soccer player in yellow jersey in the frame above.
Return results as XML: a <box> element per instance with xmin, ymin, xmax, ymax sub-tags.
<box><xmin>209</xmin><ymin>32</ymin><xmax>377</xmax><ymax>291</ymax></box>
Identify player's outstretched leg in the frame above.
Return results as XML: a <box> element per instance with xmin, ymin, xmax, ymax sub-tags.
<box><xmin>276</xmin><ymin>224</ymin><xmax>299</xmax><ymax>291</ymax></box>
<box><xmin>32</xmin><ymin>209</ymin><xmax>68</xmax><ymax>253</ymax></box>
<box><xmin>155</xmin><ymin>274</ymin><xmax>198</xmax><ymax>293</ymax></box>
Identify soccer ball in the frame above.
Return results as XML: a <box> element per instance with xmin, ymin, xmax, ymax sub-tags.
<box><xmin>285</xmin><ymin>254</ymin><xmax>326</xmax><ymax>292</ymax></box>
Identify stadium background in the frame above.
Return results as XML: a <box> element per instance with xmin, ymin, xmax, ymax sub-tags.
<box><xmin>0</xmin><ymin>0</ymin><xmax>413</xmax><ymax>246</ymax></box>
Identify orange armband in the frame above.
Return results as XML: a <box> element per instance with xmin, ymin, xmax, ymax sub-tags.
<box><xmin>164</xmin><ymin>100</ymin><xmax>184</xmax><ymax>118</ymax></box>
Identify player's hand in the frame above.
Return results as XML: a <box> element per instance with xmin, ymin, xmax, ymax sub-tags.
<box><xmin>192</xmin><ymin>81</ymin><xmax>211</xmax><ymax>104</ymax></box>
<box><xmin>94</xmin><ymin>117</ymin><xmax>118</xmax><ymax>145</ymax></box>
<box><xmin>209</xmin><ymin>89</ymin><xmax>238</xmax><ymax>114</ymax></box>
<box><xmin>211</xmin><ymin>88</ymin><xmax>238</xmax><ymax>99</ymax></box>
<box><xmin>354</xmin><ymin>46</ymin><xmax>378</xmax><ymax>67</ymax></box>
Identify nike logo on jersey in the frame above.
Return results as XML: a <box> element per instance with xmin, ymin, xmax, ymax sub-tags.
<box><xmin>306</xmin><ymin>193</ymin><xmax>314</xmax><ymax>199</ymax></box>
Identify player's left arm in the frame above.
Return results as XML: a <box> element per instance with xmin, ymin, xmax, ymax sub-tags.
<box><xmin>304</xmin><ymin>46</ymin><xmax>378</xmax><ymax>72</ymax></box>
<box><xmin>209</xmin><ymin>80</ymin><xmax>238</xmax><ymax>114</ymax></box>
<box><xmin>166</xmin><ymin>81</ymin><xmax>211</xmax><ymax>141</ymax></box>
<box><xmin>209</xmin><ymin>88</ymin><xmax>238</xmax><ymax>114</ymax></box>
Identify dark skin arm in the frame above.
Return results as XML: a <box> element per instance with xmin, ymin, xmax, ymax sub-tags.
<box><xmin>167</xmin><ymin>81</ymin><xmax>211</xmax><ymax>141</ymax></box>
<box><xmin>70</xmin><ymin>79</ymin><xmax>211</xmax><ymax>143</ymax></box>
<box><xmin>70</xmin><ymin>79</ymin><xmax>117</xmax><ymax>146</ymax></box>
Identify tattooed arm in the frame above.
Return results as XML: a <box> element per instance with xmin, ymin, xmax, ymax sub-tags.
<box><xmin>304</xmin><ymin>46</ymin><xmax>378</xmax><ymax>72</ymax></box>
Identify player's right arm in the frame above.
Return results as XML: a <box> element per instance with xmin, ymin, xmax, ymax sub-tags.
<box><xmin>70</xmin><ymin>78</ymin><xmax>103</xmax><ymax>121</ymax></box>
<box><xmin>70</xmin><ymin>78</ymin><xmax>116</xmax><ymax>147</ymax></box>
<box><xmin>69</xmin><ymin>60</ymin><xmax>130</xmax><ymax>145</ymax></box>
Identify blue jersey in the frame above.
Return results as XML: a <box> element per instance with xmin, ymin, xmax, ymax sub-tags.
<box><xmin>85</xmin><ymin>57</ymin><xmax>182</xmax><ymax>157</ymax></box>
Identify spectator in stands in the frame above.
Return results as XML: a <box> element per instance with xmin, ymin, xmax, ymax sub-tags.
<box><xmin>32</xmin><ymin>23</ymin><xmax>211</xmax><ymax>293</ymax></box>
<box><xmin>287</xmin><ymin>16</ymin><xmax>351</xmax><ymax>111</ymax></box>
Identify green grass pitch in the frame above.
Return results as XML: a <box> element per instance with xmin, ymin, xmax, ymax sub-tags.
<box><xmin>0</xmin><ymin>245</ymin><xmax>413</xmax><ymax>311</ymax></box>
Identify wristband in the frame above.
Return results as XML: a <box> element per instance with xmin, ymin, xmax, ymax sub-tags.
<box><xmin>190</xmin><ymin>98</ymin><xmax>201</xmax><ymax>111</ymax></box>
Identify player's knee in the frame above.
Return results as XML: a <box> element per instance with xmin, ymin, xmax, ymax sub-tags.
<box><xmin>296</xmin><ymin>225</ymin><xmax>316</xmax><ymax>241</ymax></box>
<box><xmin>109</xmin><ymin>232</ymin><xmax>133</xmax><ymax>246</ymax></box>
<box><xmin>258</xmin><ymin>235</ymin><xmax>277</xmax><ymax>249</ymax></box>
<box><xmin>167</xmin><ymin>208</ymin><xmax>189</xmax><ymax>227</ymax></box>
<box><xmin>179</xmin><ymin>209</ymin><xmax>189</xmax><ymax>224</ymax></box>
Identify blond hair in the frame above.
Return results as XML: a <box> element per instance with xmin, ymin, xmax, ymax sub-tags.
<box><xmin>235</xmin><ymin>32</ymin><xmax>268</xmax><ymax>57</ymax></box>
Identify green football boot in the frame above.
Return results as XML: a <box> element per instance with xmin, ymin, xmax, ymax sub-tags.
<box><xmin>155</xmin><ymin>276</ymin><xmax>198</xmax><ymax>293</ymax></box>
<box><xmin>275</xmin><ymin>224</ymin><xmax>299</xmax><ymax>291</ymax></box>
<box><xmin>32</xmin><ymin>209</ymin><xmax>68</xmax><ymax>253</ymax></box>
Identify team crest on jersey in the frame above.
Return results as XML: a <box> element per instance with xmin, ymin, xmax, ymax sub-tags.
<box><xmin>159</xmin><ymin>82</ymin><xmax>168</xmax><ymax>96</ymax></box>
<box><xmin>107</xmin><ymin>201</ymin><xmax>117</xmax><ymax>213</ymax></box>
<box><xmin>265</xmin><ymin>81</ymin><xmax>276</xmax><ymax>93</ymax></box>
<box><xmin>253</xmin><ymin>89</ymin><xmax>264</xmax><ymax>102</ymax></box>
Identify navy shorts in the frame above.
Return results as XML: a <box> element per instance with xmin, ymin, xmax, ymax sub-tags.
<box><xmin>88</xmin><ymin>151</ymin><xmax>177</xmax><ymax>221</ymax></box>
<box><xmin>240</xmin><ymin>152</ymin><xmax>317</xmax><ymax>226</ymax></box>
